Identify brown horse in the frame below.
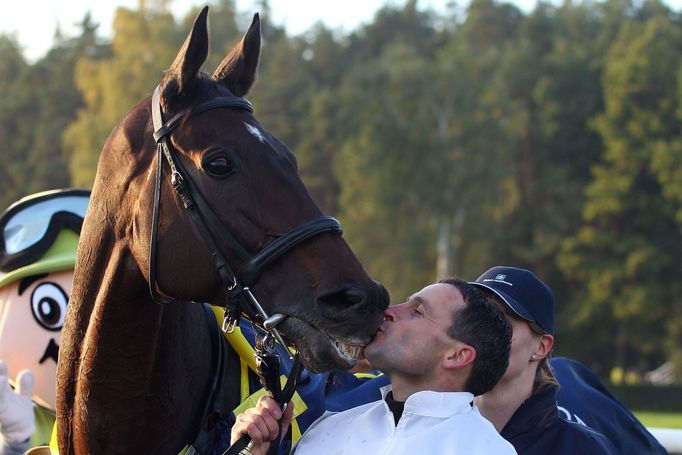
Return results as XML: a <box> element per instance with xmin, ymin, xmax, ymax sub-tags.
<box><xmin>55</xmin><ymin>8</ymin><xmax>388</xmax><ymax>455</ymax></box>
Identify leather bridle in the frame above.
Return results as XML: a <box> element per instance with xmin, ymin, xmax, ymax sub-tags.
<box><xmin>149</xmin><ymin>85</ymin><xmax>342</xmax><ymax>346</ymax></box>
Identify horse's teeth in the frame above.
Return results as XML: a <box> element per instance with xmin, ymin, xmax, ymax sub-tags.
<box><xmin>336</xmin><ymin>341</ymin><xmax>364</xmax><ymax>360</ymax></box>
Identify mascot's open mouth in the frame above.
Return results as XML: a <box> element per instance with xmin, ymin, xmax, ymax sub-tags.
<box><xmin>280</xmin><ymin>316</ymin><xmax>373</xmax><ymax>373</ymax></box>
<box><xmin>39</xmin><ymin>338</ymin><xmax>59</xmax><ymax>364</ymax></box>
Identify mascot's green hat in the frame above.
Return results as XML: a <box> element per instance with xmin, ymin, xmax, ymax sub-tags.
<box><xmin>0</xmin><ymin>230</ymin><xmax>80</xmax><ymax>288</ymax></box>
<box><xmin>0</xmin><ymin>189</ymin><xmax>89</xmax><ymax>288</ymax></box>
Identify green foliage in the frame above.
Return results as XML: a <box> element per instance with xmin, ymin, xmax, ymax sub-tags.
<box><xmin>0</xmin><ymin>16</ymin><xmax>104</xmax><ymax>209</ymax></box>
<box><xmin>64</xmin><ymin>4</ymin><xmax>183</xmax><ymax>186</ymax></box>
<box><xmin>0</xmin><ymin>35</ymin><xmax>30</xmax><ymax>207</ymax></box>
<box><xmin>558</xmin><ymin>9</ymin><xmax>682</xmax><ymax>371</ymax></box>
<box><xmin>336</xmin><ymin>33</ymin><xmax>445</xmax><ymax>298</ymax></box>
<box><xmin>610</xmin><ymin>384</ymin><xmax>682</xmax><ymax>413</ymax></box>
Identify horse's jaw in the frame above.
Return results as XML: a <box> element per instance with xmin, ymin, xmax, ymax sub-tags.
<box><xmin>279</xmin><ymin>315</ymin><xmax>383</xmax><ymax>373</ymax></box>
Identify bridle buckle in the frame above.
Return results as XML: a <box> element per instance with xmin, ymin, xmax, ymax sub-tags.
<box><xmin>170</xmin><ymin>171</ymin><xmax>184</xmax><ymax>190</ymax></box>
<box><xmin>221</xmin><ymin>313</ymin><xmax>238</xmax><ymax>334</ymax></box>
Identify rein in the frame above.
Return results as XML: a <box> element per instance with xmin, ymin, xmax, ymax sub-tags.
<box><xmin>149</xmin><ymin>85</ymin><xmax>337</xmax><ymax>453</ymax></box>
<box><xmin>223</xmin><ymin>330</ymin><xmax>304</xmax><ymax>455</ymax></box>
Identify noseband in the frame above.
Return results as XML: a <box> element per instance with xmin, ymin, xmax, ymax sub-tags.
<box><xmin>149</xmin><ymin>86</ymin><xmax>342</xmax><ymax>346</ymax></box>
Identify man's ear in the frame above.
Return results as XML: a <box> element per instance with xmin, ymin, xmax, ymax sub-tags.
<box><xmin>531</xmin><ymin>334</ymin><xmax>555</xmax><ymax>361</ymax></box>
<box><xmin>443</xmin><ymin>343</ymin><xmax>476</xmax><ymax>370</ymax></box>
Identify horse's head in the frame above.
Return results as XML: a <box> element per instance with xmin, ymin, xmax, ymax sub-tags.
<box><xmin>98</xmin><ymin>7</ymin><xmax>388</xmax><ymax>372</ymax></box>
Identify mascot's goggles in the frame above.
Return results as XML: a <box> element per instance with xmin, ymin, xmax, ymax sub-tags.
<box><xmin>0</xmin><ymin>189</ymin><xmax>90</xmax><ymax>272</ymax></box>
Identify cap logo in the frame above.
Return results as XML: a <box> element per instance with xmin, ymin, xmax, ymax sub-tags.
<box><xmin>483</xmin><ymin>274</ymin><xmax>514</xmax><ymax>286</ymax></box>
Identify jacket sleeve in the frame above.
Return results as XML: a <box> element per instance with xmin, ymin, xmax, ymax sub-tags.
<box><xmin>552</xmin><ymin>356</ymin><xmax>668</xmax><ymax>454</ymax></box>
<box><xmin>586</xmin><ymin>432</ymin><xmax>620</xmax><ymax>455</ymax></box>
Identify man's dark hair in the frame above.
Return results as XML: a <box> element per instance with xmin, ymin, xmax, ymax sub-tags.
<box><xmin>440</xmin><ymin>278</ymin><xmax>512</xmax><ymax>396</ymax></box>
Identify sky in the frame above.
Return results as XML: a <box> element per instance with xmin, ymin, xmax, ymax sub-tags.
<box><xmin>4</xmin><ymin>0</ymin><xmax>682</xmax><ymax>62</ymax></box>
<box><xmin>1</xmin><ymin>0</ymin><xmax>492</xmax><ymax>62</ymax></box>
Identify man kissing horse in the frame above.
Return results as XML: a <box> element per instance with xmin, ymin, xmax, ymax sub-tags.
<box><xmin>56</xmin><ymin>8</ymin><xmax>389</xmax><ymax>455</ymax></box>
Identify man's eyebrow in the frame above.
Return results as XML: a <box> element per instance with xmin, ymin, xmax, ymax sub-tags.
<box><xmin>18</xmin><ymin>273</ymin><xmax>48</xmax><ymax>296</ymax></box>
<box><xmin>411</xmin><ymin>295</ymin><xmax>430</xmax><ymax>309</ymax></box>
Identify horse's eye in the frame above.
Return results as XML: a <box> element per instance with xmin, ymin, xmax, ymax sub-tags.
<box><xmin>204</xmin><ymin>156</ymin><xmax>235</xmax><ymax>177</ymax></box>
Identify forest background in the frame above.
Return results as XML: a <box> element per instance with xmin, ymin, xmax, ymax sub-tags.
<box><xmin>1</xmin><ymin>0</ymin><xmax>681</xmax><ymax>384</ymax></box>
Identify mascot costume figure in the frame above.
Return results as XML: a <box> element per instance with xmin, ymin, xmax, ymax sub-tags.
<box><xmin>0</xmin><ymin>189</ymin><xmax>88</xmax><ymax>455</ymax></box>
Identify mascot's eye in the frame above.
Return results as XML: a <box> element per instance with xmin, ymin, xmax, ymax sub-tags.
<box><xmin>31</xmin><ymin>282</ymin><xmax>68</xmax><ymax>331</ymax></box>
<box><xmin>204</xmin><ymin>156</ymin><xmax>235</xmax><ymax>177</ymax></box>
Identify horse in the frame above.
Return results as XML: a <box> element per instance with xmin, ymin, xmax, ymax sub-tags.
<box><xmin>55</xmin><ymin>8</ymin><xmax>389</xmax><ymax>454</ymax></box>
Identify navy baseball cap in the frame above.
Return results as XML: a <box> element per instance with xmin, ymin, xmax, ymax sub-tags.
<box><xmin>470</xmin><ymin>266</ymin><xmax>555</xmax><ymax>335</ymax></box>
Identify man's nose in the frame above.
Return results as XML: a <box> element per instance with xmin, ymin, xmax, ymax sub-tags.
<box><xmin>384</xmin><ymin>303</ymin><xmax>406</xmax><ymax>321</ymax></box>
<box><xmin>383</xmin><ymin>308</ymin><xmax>394</xmax><ymax>322</ymax></box>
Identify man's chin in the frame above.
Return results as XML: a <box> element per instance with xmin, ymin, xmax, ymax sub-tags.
<box><xmin>363</xmin><ymin>341</ymin><xmax>381</xmax><ymax>364</ymax></box>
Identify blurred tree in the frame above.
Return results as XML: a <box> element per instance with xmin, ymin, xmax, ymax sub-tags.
<box><xmin>346</xmin><ymin>0</ymin><xmax>443</xmax><ymax>62</ymax></box>
<box><xmin>0</xmin><ymin>15</ymin><xmax>104</xmax><ymax>208</ymax></box>
<box><xmin>63</xmin><ymin>2</ymin><xmax>182</xmax><ymax>186</ymax></box>
<box><xmin>477</xmin><ymin>2</ymin><xmax>609</xmax><ymax>363</ymax></box>
<box><xmin>337</xmin><ymin>0</ymin><xmax>525</xmax><ymax>299</ymax></box>
<box><xmin>335</xmin><ymin>43</ymin><xmax>439</xmax><ymax>300</ymax></box>
<box><xmin>559</xmin><ymin>11</ymin><xmax>682</xmax><ymax>373</ymax></box>
<box><xmin>22</xmin><ymin>14</ymin><xmax>105</xmax><ymax>192</ymax></box>
<box><xmin>430</xmin><ymin>0</ymin><xmax>522</xmax><ymax>279</ymax></box>
<box><xmin>0</xmin><ymin>35</ymin><xmax>30</xmax><ymax>208</ymax></box>
<box><xmin>295</xmin><ymin>88</ymin><xmax>343</xmax><ymax>214</ymax></box>
<box><xmin>293</xmin><ymin>25</ymin><xmax>354</xmax><ymax>214</ymax></box>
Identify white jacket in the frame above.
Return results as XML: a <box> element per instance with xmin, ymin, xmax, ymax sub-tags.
<box><xmin>292</xmin><ymin>386</ymin><xmax>516</xmax><ymax>454</ymax></box>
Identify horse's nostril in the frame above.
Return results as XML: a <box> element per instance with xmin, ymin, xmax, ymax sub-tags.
<box><xmin>344</xmin><ymin>288</ymin><xmax>367</xmax><ymax>305</ymax></box>
<box><xmin>317</xmin><ymin>288</ymin><xmax>367</xmax><ymax>308</ymax></box>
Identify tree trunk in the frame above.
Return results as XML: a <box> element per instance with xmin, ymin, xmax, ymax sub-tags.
<box><xmin>436</xmin><ymin>217</ymin><xmax>451</xmax><ymax>279</ymax></box>
<box><xmin>436</xmin><ymin>210</ymin><xmax>465</xmax><ymax>279</ymax></box>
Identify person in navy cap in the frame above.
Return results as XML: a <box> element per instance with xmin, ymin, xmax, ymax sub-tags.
<box><xmin>470</xmin><ymin>266</ymin><xmax>619</xmax><ymax>454</ymax></box>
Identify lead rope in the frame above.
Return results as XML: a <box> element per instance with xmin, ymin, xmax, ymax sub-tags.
<box><xmin>223</xmin><ymin>331</ymin><xmax>303</xmax><ymax>455</ymax></box>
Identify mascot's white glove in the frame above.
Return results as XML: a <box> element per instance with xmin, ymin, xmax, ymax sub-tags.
<box><xmin>0</xmin><ymin>361</ymin><xmax>35</xmax><ymax>444</ymax></box>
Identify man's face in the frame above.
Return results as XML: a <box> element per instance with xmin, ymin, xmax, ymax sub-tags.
<box><xmin>364</xmin><ymin>283</ymin><xmax>464</xmax><ymax>378</ymax></box>
<box><xmin>0</xmin><ymin>270</ymin><xmax>72</xmax><ymax>410</ymax></box>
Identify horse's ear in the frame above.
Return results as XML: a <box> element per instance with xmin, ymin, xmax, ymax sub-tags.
<box><xmin>166</xmin><ymin>6</ymin><xmax>209</xmax><ymax>96</ymax></box>
<box><xmin>212</xmin><ymin>13</ymin><xmax>261</xmax><ymax>96</ymax></box>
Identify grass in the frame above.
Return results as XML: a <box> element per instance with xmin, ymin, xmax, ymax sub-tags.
<box><xmin>635</xmin><ymin>411</ymin><xmax>682</xmax><ymax>429</ymax></box>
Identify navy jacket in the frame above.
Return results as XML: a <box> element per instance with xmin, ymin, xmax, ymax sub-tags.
<box><xmin>552</xmin><ymin>357</ymin><xmax>667</xmax><ymax>455</ymax></box>
<box><xmin>502</xmin><ymin>385</ymin><xmax>619</xmax><ymax>454</ymax></box>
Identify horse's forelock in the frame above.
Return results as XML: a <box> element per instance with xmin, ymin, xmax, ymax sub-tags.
<box><xmin>158</xmin><ymin>71</ymin><xmax>215</xmax><ymax>114</ymax></box>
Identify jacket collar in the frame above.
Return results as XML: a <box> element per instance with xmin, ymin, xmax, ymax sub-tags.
<box><xmin>380</xmin><ymin>385</ymin><xmax>474</xmax><ymax>419</ymax></box>
<box><xmin>501</xmin><ymin>384</ymin><xmax>560</xmax><ymax>438</ymax></box>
